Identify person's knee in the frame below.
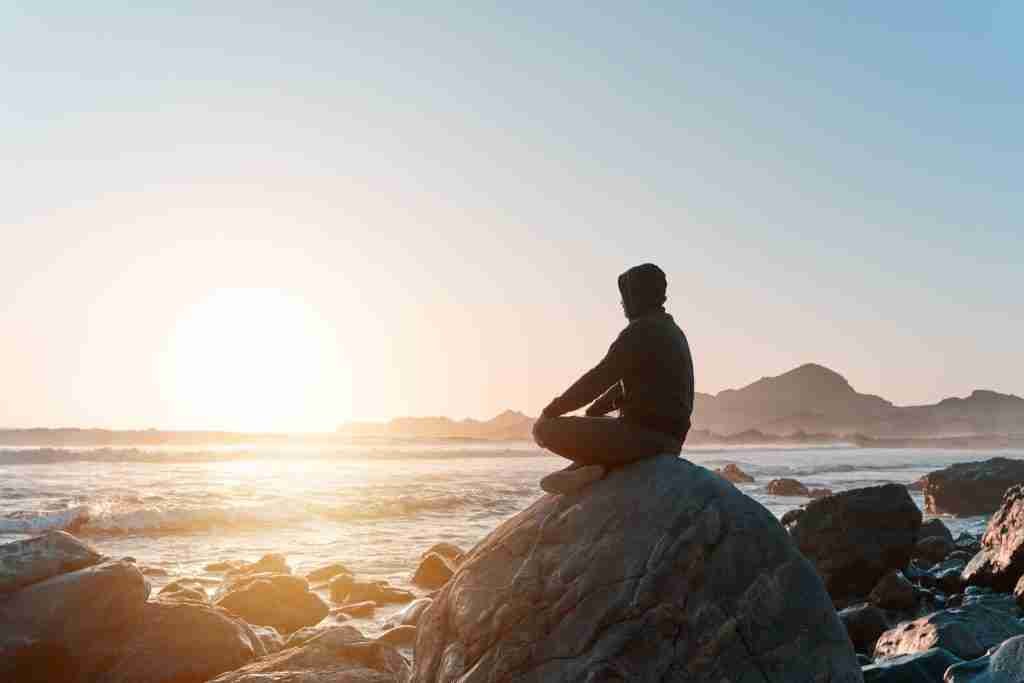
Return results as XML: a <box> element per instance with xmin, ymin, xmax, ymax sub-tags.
<box><xmin>532</xmin><ymin>416</ymin><xmax>556</xmax><ymax>447</ymax></box>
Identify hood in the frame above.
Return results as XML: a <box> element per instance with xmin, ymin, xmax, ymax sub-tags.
<box><xmin>618</xmin><ymin>263</ymin><xmax>667</xmax><ymax>320</ymax></box>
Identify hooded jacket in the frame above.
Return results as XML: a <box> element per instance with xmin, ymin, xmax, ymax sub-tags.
<box><xmin>542</xmin><ymin>264</ymin><xmax>695</xmax><ymax>439</ymax></box>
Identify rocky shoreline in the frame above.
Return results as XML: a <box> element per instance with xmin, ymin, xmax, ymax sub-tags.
<box><xmin>4</xmin><ymin>455</ymin><xmax>1024</xmax><ymax>681</ymax></box>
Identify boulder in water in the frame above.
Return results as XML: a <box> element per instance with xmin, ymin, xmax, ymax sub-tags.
<box><xmin>338</xmin><ymin>579</ymin><xmax>413</xmax><ymax>604</ymax></box>
<box><xmin>869</xmin><ymin>571</ymin><xmax>917</xmax><ymax>610</ymax></box>
<box><xmin>411</xmin><ymin>455</ymin><xmax>860</xmax><ymax>682</ymax></box>
<box><xmin>412</xmin><ymin>551</ymin><xmax>456</xmax><ymax>589</ymax></box>
<box><xmin>158</xmin><ymin>577</ymin><xmax>209</xmax><ymax>604</ymax></box>
<box><xmin>767</xmin><ymin>477</ymin><xmax>810</xmax><ymax>496</ymax></box>
<box><xmin>872</xmin><ymin>604</ymin><xmax>1024</xmax><ymax>660</ymax></box>
<box><xmin>0</xmin><ymin>531</ymin><xmax>103</xmax><ymax>594</ymax></box>
<box><xmin>422</xmin><ymin>542</ymin><xmax>465</xmax><ymax>565</ymax></box>
<box><xmin>385</xmin><ymin>597</ymin><xmax>433</xmax><ymax>629</ymax></box>
<box><xmin>306</xmin><ymin>561</ymin><xmax>352</xmax><ymax>583</ymax></box>
<box><xmin>214</xmin><ymin>572</ymin><xmax>328</xmax><ymax>633</ymax></box>
<box><xmin>791</xmin><ymin>484</ymin><xmax>921</xmax><ymax>599</ymax></box>
<box><xmin>944</xmin><ymin>633</ymin><xmax>1024</xmax><ymax>682</ymax></box>
<box><xmin>810</xmin><ymin>487</ymin><xmax>834</xmax><ymax>499</ymax></box>
<box><xmin>919</xmin><ymin>518</ymin><xmax>954</xmax><ymax>543</ymax></box>
<box><xmin>860</xmin><ymin>648</ymin><xmax>962</xmax><ymax>683</ymax></box>
<box><xmin>714</xmin><ymin>463</ymin><xmax>754</xmax><ymax>483</ymax></box>
<box><xmin>961</xmin><ymin>485</ymin><xmax>1024</xmax><ymax>592</ymax></box>
<box><xmin>924</xmin><ymin>458</ymin><xmax>1024</xmax><ymax>516</ymax></box>
<box><xmin>839</xmin><ymin>603</ymin><xmax>890</xmax><ymax>654</ymax></box>
<box><xmin>225</xmin><ymin>553</ymin><xmax>290</xmax><ymax>578</ymax></box>
<box><xmin>914</xmin><ymin>536</ymin><xmax>955</xmax><ymax>565</ymax></box>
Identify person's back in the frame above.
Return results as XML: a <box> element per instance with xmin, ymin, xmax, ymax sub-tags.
<box><xmin>532</xmin><ymin>263</ymin><xmax>695</xmax><ymax>494</ymax></box>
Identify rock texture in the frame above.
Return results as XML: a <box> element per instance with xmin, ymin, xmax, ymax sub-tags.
<box><xmin>869</xmin><ymin>571</ymin><xmax>917</xmax><ymax>610</ymax></box>
<box><xmin>838</xmin><ymin>603</ymin><xmax>890</xmax><ymax>654</ymax></box>
<box><xmin>714</xmin><ymin>463</ymin><xmax>754</xmax><ymax>483</ymax></box>
<box><xmin>215</xmin><ymin>572</ymin><xmax>329</xmax><ymax>633</ymax></box>
<box><xmin>791</xmin><ymin>484</ymin><xmax>921</xmax><ymax>599</ymax></box>
<box><xmin>208</xmin><ymin>625</ymin><xmax>409</xmax><ymax>683</ymax></box>
<box><xmin>944</xmin><ymin>634</ymin><xmax>1024</xmax><ymax>682</ymax></box>
<box><xmin>924</xmin><ymin>458</ymin><xmax>1024</xmax><ymax>516</ymax></box>
<box><xmin>872</xmin><ymin>604</ymin><xmax>1024</xmax><ymax>660</ymax></box>
<box><xmin>411</xmin><ymin>455</ymin><xmax>861</xmax><ymax>682</ymax></box>
<box><xmin>860</xmin><ymin>648</ymin><xmax>961</xmax><ymax>683</ymax></box>
<box><xmin>412</xmin><ymin>551</ymin><xmax>456</xmax><ymax>589</ymax></box>
<box><xmin>919</xmin><ymin>518</ymin><xmax>954</xmax><ymax>543</ymax></box>
<box><xmin>961</xmin><ymin>485</ymin><xmax>1024</xmax><ymax>592</ymax></box>
<box><xmin>0</xmin><ymin>530</ymin><xmax>102</xmax><ymax>594</ymax></box>
<box><xmin>767</xmin><ymin>477</ymin><xmax>810</xmax><ymax>496</ymax></box>
<box><xmin>915</xmin><ymin>536</ymin><xmax>955</xmax><ymax>565</ymax></box>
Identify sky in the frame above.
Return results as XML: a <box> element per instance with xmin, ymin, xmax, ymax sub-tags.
<box><xmin>1</xmin><ymin>2</ymin><xmax>1021</xmax><ymax>431</ymax></box>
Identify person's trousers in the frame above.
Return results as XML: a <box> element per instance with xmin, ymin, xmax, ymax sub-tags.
<box><xmin>532</xmin><ymin>416</ymin><xmax>683</xmax><ymax>467</ymax></box>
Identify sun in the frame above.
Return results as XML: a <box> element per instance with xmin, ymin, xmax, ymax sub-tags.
<box><xmin>161</xmin><ymin>288</ymin><xmax>349</xmax><ymax>432</ymax></box>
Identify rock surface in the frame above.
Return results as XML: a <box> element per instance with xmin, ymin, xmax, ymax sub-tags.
<box><xmin>860</xmin><ymin>648</ymin><xmax>961</xmax><ymax>683</ymax></box>
<box><xmin>412</xmin><ymin>551</ymin><xmax>456</xmax><ymax>589</ymax></box>
<box><xmin>715</xmin><ymin>463</ymin><xmax>754</xmax><ymax>483</ymax></box>
<box><xmin>944</xmin><ymin>634</ymin><xmax>1024</xmax><ymax>682</ymax></box>
<box><xmin>0</xmin><ymin>531</ymin><xmax>103</xmax><ymax>594</ymax></box>
<box><xmin>158</xmin><ymin>577</ymin><xmax>209</xmax><ymax>604</ymax></box>
<box><xmin>412</xmin><ymin>455</ymin><xmax>861</xmax><ymax>682</ymax></box>
<box><xmin>307</xmin><ymin>561</ymin><xmax>352</xmax><ymax>583</ymax></box>
<box><xmin>920</xmin><ymin>518</ymin><xmax>955</xmax><ymax>543</ymax></box>
<box><xmin>961</xmin><ymin>485</ymin><xmax>1024</xmax><ymax>592</ymax></box>
<box><xmin>385</xmin><ymin>597</ymin><xmax>433</xmax><ymax>629</ymax></box>
<box><xmin>839</xmin><ymin>603</ymin><xmax>890</xmax><ymax>654</ymax></box>
<box><xmin>924</xmin><ymin>458</ymin><xmax>1024</xmax><ymax>516</ymax></box>
<box><xmin>331</xmin><ymin>574</ymin><xmax>413</xmax><ymax>604</ymax></box>
<box><xmin>767</xmin><ymin>477</ymin><xmax>810</xmax><ymax>496</ymax></box>
<box><xmin>215</xmin><ymin>572</ymin><xmax>329</xmax><ymax>633</ymax></box>
<box><xmin>873</xmin><ymin>604</ymin><xmax>1024</xmax><ymax>660</ymax></box>
<box><xmin>869</xmin><ymin>571</ymin><xmax>917</xmax><ymax>610</ymax></box>
<box><xmin>915</xmin><ymin>536</ymin><xmax>956</xmax><ymax>565</ymax></box>
<box><xmin>208</xmin><ymin>625</ymin><xmax>409</xmax><ymax>683</ymax></box>
<box><xmin>792</xmin><ymin>484</ymin><xmax>921</xmax><ymax>599</ymax></box>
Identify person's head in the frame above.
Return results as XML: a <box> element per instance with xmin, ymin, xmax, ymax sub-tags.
<box><xmin>618</xmin><ymin>263</ymin><xmax>667</xmax><ymax>320</ymax></box>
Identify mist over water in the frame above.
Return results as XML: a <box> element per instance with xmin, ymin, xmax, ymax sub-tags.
<box><xmin>2</xmin><ymin>442</ymin><xmax>1018</xmax><ymax>630</ymax></box>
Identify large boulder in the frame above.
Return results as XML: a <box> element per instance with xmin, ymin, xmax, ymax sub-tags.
<box><xmin>919</xmin><ymin>519</ymin><xmax>955</xmax><ymax>544</ymax></box>
<box><xmin>225</xmin><ymin>552</ymin><xmax>291</xmax><ymax>578</ymax></box>
<box><xmin>961</xmin><ymin>485</ymin><xmax>1024</xmax><ymax>592</ymax></box>
<box><xmin>411</xmin><ymin>455</ymin><xmax>861</xmax><ymax>682</ymax></box>
<box><xmin>329</xmin><ymin>573</ymin><xmax>413</xmax><ymax>604</ymax></box>
<box><xmin>944</xmin><ymin>634</ymin><xmax>1024</xmax><ymax>682</ymax></box>
<box><xmin>868</xmin><ymin>571</ymin><xmax>917</xmax><ymax>610</ymax></box>
<box><xmin>873</xmin><ymin>604</ymin><xmax>1024</xmax><ymax>661</ymax></box>
<box><xmin>861</xmin><ymin>648</ymin><xmax>962</xmax><ymax>683</ymax></box>
<box><xmin>208</xmin><ymin>625</ymin><xmax>409</xmax><ymax>683</ymax></box>
<box><xmin>915</xmin><ymin>536</ymin><xmax>956</xmax><ymax>565</ymax></box>
<box><xmin>924</xmin><ymin>458</ymin><xmax>1024</xmax><ymax>516</ymax></box>
<box><xmin>838</xmin><ymin>603</ymin><xmax>890</xmax><ymax>654</ymax></box>
<box><xmin>157</xmin><ymin>577</ymin><xmax>209</xmax><ymax>604</ymax></box>
<box><xmin>412</xmin><ymin>552</ymin><xmax>456</xmax><ymax>589</ymax></box>
<box><xmin>767</xmin><ymin>477</ymin><xmax>810</xmax><ymax>496</ymax></box>
<box><xmin>791</xmin><ymin>484</ymin><xmax>921</xmax><ymax>599</ymax></box>
<box><xmin>0</xmin><ymin>531</ymin><xmax>102</xmax><ymax>594</ymax></box>
<box><xmin>215</xmin><ymin>572</ymin><xmax>329</xmax><ymax>633</ymax></box>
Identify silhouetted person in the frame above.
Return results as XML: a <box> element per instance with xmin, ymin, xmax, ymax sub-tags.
<box><xmin>533</xmin><ymin>263</ymin><xmax>694</xmax><ymax>494</ymax></box>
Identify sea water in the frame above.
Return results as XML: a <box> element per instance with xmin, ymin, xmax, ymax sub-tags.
<box><xmin>1</xmin><ymin>443</ymin><xmax>1018</xmax><ymax>632</ymax></box>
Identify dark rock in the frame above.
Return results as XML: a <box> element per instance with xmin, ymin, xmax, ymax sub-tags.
<box><xmin>158</xmin><ymin>577</ymin><xmax>209</xmax><ymax>604</ymax></box>
<box><xmin>962</xmin><ymin>485</ymin><xmax>1024</xmax><ymax>592</ymax></box>
<box><xmin>861</xmin><ymin>648</ymin><xmax>962</xmax><ymax>682</ymax></box>
<box><xmin>873</xmin><ymin>604</ymin><xmax>1024</xmax><ymax>660</ymax></box>
<box><xmin>0</xmin><ymin>531</ymin><xmax>103</xmax><ymax>594</ymax></box>
<box><xmin>791</xmin><ymin>484</ymin><xmax>922</xmax><ymax>599</ymax></box>
<box><xmin>338</xmin><ymin>600</ymin><xmax>376</xmax><ymax>617</ymax></box>
<box><xmin>839</xmin><ymin>603</ymin><xmax>890</xmax><ymax>654</ymax></box>
<box><xmin>869</xmin><ymin>571</ymin><xmax>917</xmax><ymax>610</ymax></box>
<box><xmin>767</xmin><ymin>477</ymin><xmax>810</xmax><ymax>496</ymax></box>
<box><xmin>412</xmin><ymin>551</ymin><xmax>456</xmax><ymax>589</ymax></box>
<box><xmin>915</xmin><ymin>536</ymin><xmax>956</xmax><ymax>565</ymax></box>
<box><xmin>306</xmin><ymin>561</ymin><xmax>352</xmax><ymax>583</ymax></box>
<box><xmin>207</xmin><ymin>624</ymin><xmax>409</xmax><ymax>683</ymax></box>
<box><xmin>781</xmin><ymin>508</ymin><xmax>805</xmax><ymax>527</ymax></box>
<box><xmin>714</xmin><ymin>463</ymin><xmax>754</xmax><ymax>483</ymax></box>
<box><xmin>376</xmin><ymin>625</ymin><xmax>417</xmax><ymax>647</ymax></box>
<box><xmin>930</xmin><ymin>560</ymin><xmax>966</xmax><ymax>595</ymax></box>
<box><xmin>385</xmin><ymin>597</ymin><xmax>433</xmax><ymax>629</ymax></box>
<box><xmin>905</xmin><ymin>477</ymin><xmax>927</xmax><ymax>492</ymax></box>
<box><xmin>919</xmin><ymin>518</ymin><xmax>954</xmax><ymax>543</ymax></box>
<box><xmin>810</xmin><ymin>487</ymin><xmax>834</xmax><ymax>499</ymax></box>
<box><xmin>411</xmin><ymin>455</ymin><xmax>860</xmax><ymax>682</ymax></box>
<box><xmin>924</xmin><ymin>458</ymin><xmax>1024</xmax><ymax>516</ymax></box>
<box><xmin>214</xmin><ymin>573</ymin><xmax>329</xmax><ymax>633</ymax></box>
<box><xmin>954</xmin><ymin>533</ymin><xmax>981</xmax><ymax>555</ymax></box>
<box><xmin>944</xmin><ymin>633</ymin><xmax>1024</xmax><ymax>682</ymax></box>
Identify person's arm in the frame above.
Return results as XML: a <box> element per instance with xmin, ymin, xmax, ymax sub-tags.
<box><xmin>585</xmin><ymin>383</ymin><xmax>623</xmax><ymax>417</ymax></box>
<box><xmin>541</xmin><ymin>331</ymin><xmax>631</xmax><ymax>418</ymax></box>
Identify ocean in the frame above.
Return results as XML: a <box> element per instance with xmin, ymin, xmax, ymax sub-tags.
<box><xmin>1</xmin><ymin>442</ymin><xmax>1018</xmax><ymax>633</ymax></box>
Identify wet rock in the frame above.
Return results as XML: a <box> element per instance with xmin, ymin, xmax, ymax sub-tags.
<box><xmin>767</xmin><ymin>477</ymin><xmax>810</xmax><ymax>496</ymax></box>
<box><xmin>206</xmin><ymin>560</ymin><xmax>246</xmax><ymax>572</ymax></box>
<box><xmin>924</xmin><ymin>458</ymin><xmax>1024</xmax><ymax>516</ymax></box>
<box><xmin>791</xmin><ymin>484</ymin><xmax>922</xmax><ymax>599</ymax></box>
<box><xmin>781</xmin><ymin>508</ymin><xmax>805</xmax><ymax>527</ymax></box>
<box><xmin>915</xmin><ymin>536</ymin><xmax>956</xmax><ymax>565</ymax></box>
<box><xmin>839</xmin><ymin>603</ymin><xmax>890</xmax><ymax>654</ymax></box>
<box><xmin>338</xmin><ymin>600</ymin><xmax>376</xmax><ymax>617</ymax></box>
<box><xmin>905</xmin><ymin>477</ymin><xmax>927</xmax><ymax>492</ymax></box>
<box><xmin>961</xmin><ymin>585</ymin><xmax>1021</xmax><ymax>617</ymax></box>
<box><xmin>215</xmin><ymin>573</ymin><xmax>329</xmax><ymax>633</ymax></box>
<box><xmin>208</xmin><ymin>624</ymin><xmax>409</xmax><ymax>683</ymax></box>
<box><xmin>376</xmin><ymin>625</ymin><xmax>417</xmax><ymax>647</ymax></box>
<box><xmin>225</xmin><ymin>553</ymin><xmax>290</xmax><ymax>578</ymax></box>
<box><xmin>140</xmin><ymin>565</ymin><xmax>168</xmax><ymax>576</ymax></box>
<box><xmin>810</xmin><ymin>487</ymin><xmax>834</xmax><ymax>499</ymax></box>
<box><xmin>873</xmin><ymin>604</ymin><xmax>1024</xmax><ymax>660</ymax></box>
<box><xmin>411</xmin><ymin>455</ymin><xmax>860</xmax><ymax>682</ymax></box>
<box><xmin>954</xmin><ymin>533</ymin><xmax>982</xmax><ymax>555</ymax></box>
<box><xmin>861</xmin><ymin>648</ymin><xmax>962</xmax><ymax>683</ymax></box>
<box><xmin>285</xmin><ymin>623</ymin><xmax>353</xmax><ymax>649</ymax></box>
<box><xmin>0</xmin><ymin>531</ymin><xmax>103</xmax><ymax>594</ymax></box>
<box><xmin>306</xmin><ymin>561</ymin><xmax>352</xmax><ymax>583</ymax></box>
<box><xmin>158</xmin><ymin>577</ymin><xmax>209</xmax><ymax>604</ymax></box>
<box><xmin>385</xmin><ymin>597</ymin><xmax>433</xmax><ymax>629</ymax></box>
<box><xmin>714</xmin><ymin>463</ymin><xmax>754</xmax><ymax>483</ymax></box>
<box><xmin>412</xmin><ymin>551</ymin><xmax>456</xmax><ymax>589</ymax></box>
<box><xmin>930</xmin><ymin>560</ymin><xmax>966</xmax><ymax>595</ymax></box>
<box><xmin>422</xmin><ymin>542</ymin><xmax>465</xmax><ymax>566</ymax></box>
<box><xmin>919</xmin><ymin>518</ymin><xmax>955</xmax><ymax>543</ymax></box>
<box><xmin>333</xmin><ymin>578</ymin><xmax>413</xmax><ymax>605</ymax></box>
<box><xmin>944</xmin><ymin>633</ymin><xmax>1024</xmax><ymax>682</ymax></box>
<box><xmin>869</xmin><ymin>571</ymin><xmax>917</xmax><ymax>610</ymax></box>
<box><xmin>962</xmin><ymin>485</ymin><xmax>1024</xmax><ymax>592</ymax></box>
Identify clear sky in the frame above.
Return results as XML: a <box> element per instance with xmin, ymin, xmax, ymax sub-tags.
<box><xmin>2</xmin><ymin>2</ymin><xmax>1021</xmax><ymax>431</ymax></box>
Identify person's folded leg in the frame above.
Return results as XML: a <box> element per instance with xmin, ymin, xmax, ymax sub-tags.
<box><xmin>532</xmin><ymin>415</ymin><xmax>681</xmax><ymax>468</ymax></box>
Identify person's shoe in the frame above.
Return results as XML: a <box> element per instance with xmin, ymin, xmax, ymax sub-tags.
<box><xmin>540</xmin><ymin>465</ymin><xmax>606</xmax><ymax>495</ymax></box>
